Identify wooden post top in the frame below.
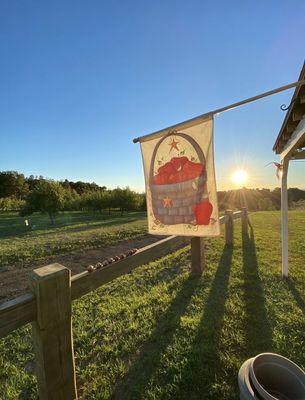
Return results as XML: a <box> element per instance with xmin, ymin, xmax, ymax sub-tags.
<box><xmin>31</xmin><ymin>263</ymin><xmax>68</xmax><ymax>280</ymax></box>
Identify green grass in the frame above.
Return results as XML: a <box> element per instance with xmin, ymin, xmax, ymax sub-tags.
<box><xmin>0</xmin><ymin>211</ymin><xmax>147</xmax><ymax>267</ymax></box>
<box><xmin>0</xmin><ymin>211</ymin><xmax>305</xmax><ymax>399</ymax></box>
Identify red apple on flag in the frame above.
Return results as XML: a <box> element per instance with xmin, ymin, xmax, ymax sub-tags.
<box><xmin>154</xmin><ymin>173</ymin><xmax>169</xmax><ymax>185</ymax></box>
<box><xmin>183</xmin><ymin>160</ymin><xmax>204</xmax><ymax>180</ymax></box>
<box><xmin>158</xmin><ymin>162</ymin><xmax>177</xmax><ymax>175</ymax></box>
<box><xmin>153</xmin><ymin>156</ymin><xmax>205</xmax><ymax>185</ymax></box>
<box><xmin>170</xmin><ymin>156</ymin><xmax>188</xmax><ymax>171</ymax></box>
<box><xmin>167</xmin><ymin>170</ymin><xmax>188</xmax><ymax>184</ymax></box>
<box><xmin>192</xmin><ymin>200</ymin><xmax>213</xmax><ymax>225</ymax></box>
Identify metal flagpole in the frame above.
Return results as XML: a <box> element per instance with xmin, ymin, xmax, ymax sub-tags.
<box><xmin>133</xmin><ymin>79</ymin><xmax>305</xmax><ymax>144</ymax></box>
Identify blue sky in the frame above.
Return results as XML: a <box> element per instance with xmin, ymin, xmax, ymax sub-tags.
<box><xmin>0</xmin><ymin>1</ymin><xmax>305</xmax><ymax>191</ymax></box>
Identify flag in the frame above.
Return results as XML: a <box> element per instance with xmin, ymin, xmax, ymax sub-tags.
<box><xmin>140</xmin><ymin>116</ymin><xmax>220</xmax><ymax>236</ymax></box>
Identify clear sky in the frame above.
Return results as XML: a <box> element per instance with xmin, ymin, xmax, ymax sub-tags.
<box><xmin>1</xmin><ymin>1</ymin><xmax>305</xmax><ymax>191</ymax></box>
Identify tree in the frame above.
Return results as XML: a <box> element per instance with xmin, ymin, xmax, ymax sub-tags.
<box><xmin>62</xmin><ymin>188</ymin><xmax>80</xmax><ymax>211</ymax></box>
<box><xmin>68</xmin><ymin>180</ymin><xmax>106</xmax><ymax>195</ymax></box>
<box><xmin>112</xmin><ymin>187</ymin><xmax>138</xmax><ymax>215</ymax></box>
<box><xmin>20</xmin><ymin>180</ymin><xmax>65</xmax><ymax>224</ymax></box>
<box><xmin>136</xmin><ymin>193</ymin><xmax>146</xmax><ymax>211</ymax></box>
<box><xmin>0</xmin><ymin>171</ymin><xmax>28</xmax><ymax>198</ymax></box>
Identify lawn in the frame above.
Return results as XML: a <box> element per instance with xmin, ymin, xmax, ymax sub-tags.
<box><xmin>0</xmin><ymin>211</ymin><xmax>305</xmax><ymax>399</ymax></box>
<box><xmin>0</xmin><ymin>211</ymin><xmax>147</xmax><ymax>268</ymax></box>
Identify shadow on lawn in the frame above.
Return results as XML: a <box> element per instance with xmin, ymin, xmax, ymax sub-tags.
<box><xmin>286</xmin><ymin>278</ymin><xmax>305</xmax><ymax>316</ymax></box>
<box><xmin>111</xmin><ymin>273</ymin><xmax>201</xmax><ymax>399</ymax></box>
<box><xmin>171</xmin><ymin>244</ymin><xmax>233</xmax><ymax>398</ymax></box>
<box><xmin>242</xmin><ymin>227</ymin><xmax>273</xmax><ymax>355</ymax></box>
<box><xmin>113</xmin><ymin>244</ymin><xmax>234</xmax><ymax>399</ymax></box>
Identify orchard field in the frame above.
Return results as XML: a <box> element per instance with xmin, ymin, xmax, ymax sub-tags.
<box><xmin>0</xmin><ymin>211</ymin><xmax>148</xmax><ymax>268</ymax></box>
<box><xmin>0</xmin><ymin>211</ymin><xmax>305</xmax><ymax>399</ymax></box>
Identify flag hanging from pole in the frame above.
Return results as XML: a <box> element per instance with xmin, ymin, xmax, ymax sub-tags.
<box><xmin>140</xmin><ymin>116</ymin><xmax>220</xmax><ymax>236</ymax></box>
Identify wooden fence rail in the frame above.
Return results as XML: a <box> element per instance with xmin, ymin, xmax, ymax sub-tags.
<box><xmin>0</xmin><ymin>208</ymin><xmax>249</xmax><ymax>399</ymax></box>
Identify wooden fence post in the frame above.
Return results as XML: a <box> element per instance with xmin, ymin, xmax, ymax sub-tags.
<box><xmin>225</xmin><ymin>210</ymin><xmax>233</xmax><ymax>245</ymax></box>
<box><xmin>241</xmin><ymin>207</ymin><xmax>248</xmax><ymax>236</ymax></box>
<box><xmin>190</xmin><ymin>237</ymin><xmax>205</xmax><ymax>276</ymax></box>
<box><xmin>30</xmin><ymin>263</ymin><xmax>78</xmax><ymax>400</ymax></box>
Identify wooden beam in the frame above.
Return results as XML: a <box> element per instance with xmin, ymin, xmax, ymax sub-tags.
<box><xmin>300</xmin><ymin>94</ymin><xmax>305</xmax><ymax>104</ymax></box>
<box><xmin>0</xmin><ymin>293</ymin><xmax>36</xmax><ymax>338</ymax></box>
<box><xmin>292</xmin><ymin>150</ymin><xmax>305</xmax><ymax>160</ymax></box>
<box><xmin>281</xmin><ymin>158</ymin><xmax>289</xmax><ymax>278</ymax></box>
<box><xmin>219</xmin><ymin>215</ymin><xmax>228</xmax><ymax>224</ymax></box>
<box><xmin>280</xmin><ymin>117</ymin><xmax>305</xmax><ymax>159</ymax></box>
<box><xmin>71</xmin><ymin>216</ymin><xmax>228</xmax><ymax>299</ymax></box>
<box><xmin>225</xmin><ymin>210</ymin><xmax>233</xmax><ymax>245</ymax></box>
<box><xmin>241</xmin><ymin>207</ymin><xmax>248</xmax><ymax>237</ymax></box>
<box><xmin>71</xmin><ymin>236</ymin><xmax>188</xmax><ymax>300</ymax></box>
<box><xmin>286</xmin><ymin>121</ymin><xmax>298</xmax><ymax>133</ymax></box>
<box><xmin>233</xmin><ymin>210</ymin><xmax>242</xmax><ymax>220</ymax></box>
<box><xmin>30</xmin><ymin>264</ymin><xmax>78</xmax><ymax>400</ymax></box>
<box><xmin>190</xmin><ymin>237</ymin><xmax>205</xmax><ymax>276</ymax></box>
<box><xmin>292</xmin><ymin>105</ymin><xmax>305</xmax><ymax>122</ymax></box>
<box><xmin>282</xmin><ymin>130</ymin><xmax>291</xmax><ymax>140</ymax></box>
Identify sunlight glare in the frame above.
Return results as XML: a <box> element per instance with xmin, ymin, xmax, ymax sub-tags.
<box><xmin>231</xmin><ymin>169</ymin><xmax>248</xmax><ymax>186</ymax></box>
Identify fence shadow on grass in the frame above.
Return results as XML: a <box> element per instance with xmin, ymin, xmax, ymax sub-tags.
<box><xmin>286</xmin><ymin>278</ymin><xmax>305</xmax><ymax>316</ymax></box>
<box><xmin>170</xmin><ymin>244</ymin><xmax>233</xmax><ymax>398</ymax></box>
<box><xmin>242</xmin><ymin>227</ymin><xmax>273</xmax><ymax>355</ymax></box>
<box><xmin>111</xmin><ymin>273</ymin><xmax>201</xmax><ymax>400</ymax></box>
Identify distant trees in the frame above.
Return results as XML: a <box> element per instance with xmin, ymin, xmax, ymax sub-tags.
<box><xmin>217</xmin><ymin>187</ymin><xmax>305</xmax><ymax>211</ymax></box>
<box><xmin>0</xmin><ymin>196</ymin><xmax>25</xmax><ymax>211</ymax></box>
<box><xmin>0</xmin><ymin>172</ymin><xmax>107</xmax><ymax>200</ymax></box>
<box><xmin>63</xmin><ymin>180</ymin><xmax>106</xmax><ymax>195</ymax></box>
<box><xmin>258</xmin><ymin>198</ymin><xmax>275</xmax><ymax>211</ymax></box>
<box><xmin>111</xmin><ymin>188</ymin><xmax>139</xmax><ymax>215</ymax></box>
<box><xmin>10</xmin><ymin>173</ymin><xmax>146</xmax><ymax>223</ymax></box>
<box><xmin>78</xmin><ymin>188</ymin><xmax>145</xmax><ymax>215</ymax></box>
<box><xmin>0</xmin><ymin>171</ymin><xmax>28</xmax><ymax>198</ymax></box>
<box><xmin>21</xmin><ymin>180</ymin><xmax>66</xmax><ymax>224</ymax></box>
<box><xmin>291</xmin><ymin>199</ymin><xmax>305</xmax><ymax>210</ymax></box>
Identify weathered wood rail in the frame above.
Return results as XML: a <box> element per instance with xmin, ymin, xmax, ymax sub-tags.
<box><xmin>0</xmin><ymin>208</ymin><xmax>249</xmax><ymax>400</ymax></box>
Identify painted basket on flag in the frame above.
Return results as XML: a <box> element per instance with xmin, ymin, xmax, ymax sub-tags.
<box><xmin>149</xmin><ymin>132</ymin><xmax>207</xmax><ymax>225</ymax></box>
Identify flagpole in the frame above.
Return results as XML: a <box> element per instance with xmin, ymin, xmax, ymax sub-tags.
<box><xmin>133</xmin><ymin>79</ymin><xmax>305</xmax><ymax>144</ymax></box>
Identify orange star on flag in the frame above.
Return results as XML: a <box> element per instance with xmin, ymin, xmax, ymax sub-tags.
<box><xmin>168</xmin><ymin>138</ymin><xmax>179</xmax><ymax>152</ymax></box>
<box><xmin>163</xmin><ymin>196</ymin><xmax>173</xmax><ymax>208</ymax></box>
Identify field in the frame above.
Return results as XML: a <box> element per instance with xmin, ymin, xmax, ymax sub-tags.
<box><xmin>0</xmin><ymin>211</ymin><xmax>148</xmax><ymax>268</ymax></box>
<box><xmin>1</xmin><ymin>211</ymin><xmax>305</xmax><ymax>399</ymax></box>
<box><xmin>0</xmin><ymin>210</ymin><xmax>155</xmax><ymax>301</ymax></box>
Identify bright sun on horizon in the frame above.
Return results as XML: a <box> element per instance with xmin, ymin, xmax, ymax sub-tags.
<box><xmin>231</xmin><ymin>169</ymin><xmax>248</xmax><ymax>186</ymax></box>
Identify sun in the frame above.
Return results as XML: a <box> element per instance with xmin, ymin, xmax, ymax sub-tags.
<box><xmin>231</xmin><ymin>169</ymin><xmax>248</xmax><ymax>186</ymax></box>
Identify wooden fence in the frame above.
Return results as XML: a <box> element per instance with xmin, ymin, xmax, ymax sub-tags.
<box><xmin>0</xmin><ymin>207</ymin><xmax>249</xmax><ymax>400</ymax></box>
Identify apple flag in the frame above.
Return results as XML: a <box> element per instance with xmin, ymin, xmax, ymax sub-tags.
<box><xmin>140</xmin><ymin>116</ymin><xmax>220</xmax><ymax>237</ymax></box>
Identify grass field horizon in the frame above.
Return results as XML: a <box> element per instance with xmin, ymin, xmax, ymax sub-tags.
<box><xmin>1</xmin><ymin>211</ymin><xmax>304</xmax><ymax>399</ymax></box>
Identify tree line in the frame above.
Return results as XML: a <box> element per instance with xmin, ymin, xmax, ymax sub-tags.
<box><xmin>1</xmin><ymin>171</ymin><xmax>305</xmax><ymax>223</ymax></box>
<box><xmin>0</xmin><ymin>171</ymin><xmax>145</xmax><ymax>223</ymax></box>
<box><xmin>217</xmin><ymin>187</ymin><xmax>305</xmax><ymax>211</ymax></box>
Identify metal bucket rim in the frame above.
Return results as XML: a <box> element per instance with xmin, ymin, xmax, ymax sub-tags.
<box><xmin>249</xmin><ymin>353</ymin><xmax>305</xmax><ymax>400</ymax></box>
